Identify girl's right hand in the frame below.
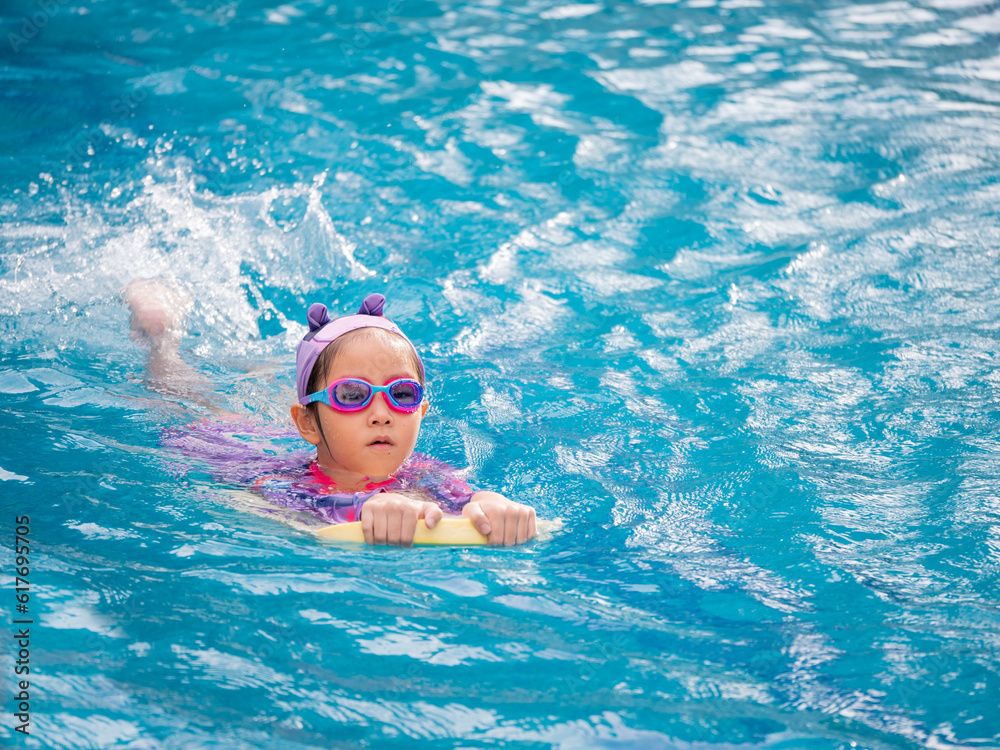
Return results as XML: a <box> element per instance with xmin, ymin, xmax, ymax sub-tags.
<box><xmin>360</xmin><ymin>492</ymin><xmax>443</xmax><ymax>547</ymax></box>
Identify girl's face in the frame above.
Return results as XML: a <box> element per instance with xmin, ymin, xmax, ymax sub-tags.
<box><xmin>293</xmin><ymin>330</ymin><xmax>427</xmax><ymax>487</ymax></box>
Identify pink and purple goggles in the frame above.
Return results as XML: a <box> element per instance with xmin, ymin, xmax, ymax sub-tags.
<box><xmin>302</xmin><ymin>377</ymin><xmax>424</xmax><ymax>413</ymax></box>
<box><xmin>295</xmin><ymin>293</ymin><xmax>423</xmax><ymax>404</ymax></box>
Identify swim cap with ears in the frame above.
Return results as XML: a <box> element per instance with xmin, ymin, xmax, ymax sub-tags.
<box><xmin>295</xmin><ymin>293</ymin><xmax>423</xmax><ymax>403</ymax></box>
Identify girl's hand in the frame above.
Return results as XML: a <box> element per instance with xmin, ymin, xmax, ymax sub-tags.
<box><xmin>360</xmin><ymin>492</ymin><xmax>443</xmax><ymax>546</ymax></box>
<box><xmin>463</xmin><ymin>491</ymin><xmax>537</xmax><ymax>546</ymax></box>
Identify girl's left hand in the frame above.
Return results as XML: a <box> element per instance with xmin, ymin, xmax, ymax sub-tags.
<box><xmin>463</xmin><ymin>491</ymin><xmax>537</xmax><ymax>546</ymax></box>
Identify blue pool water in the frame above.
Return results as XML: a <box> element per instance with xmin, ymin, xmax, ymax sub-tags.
<box><xmin>2</xmin><ymin>0</ymin><xmax>999</xmax><ymax>747</ymax></box>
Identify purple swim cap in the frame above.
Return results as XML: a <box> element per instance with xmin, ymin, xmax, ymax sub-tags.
<box><xmin>295</xmin><ymin>293</ymin><xmax>423</xmax><ymax>404</ymax></box>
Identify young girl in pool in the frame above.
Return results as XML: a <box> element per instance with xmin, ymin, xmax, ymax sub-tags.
<box><xmin>125</xmin><ymin>280</ymin><xmax>536</xmax><ymax>547</ymax></box>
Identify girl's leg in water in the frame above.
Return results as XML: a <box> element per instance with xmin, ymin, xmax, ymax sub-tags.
<box><xmin>122</xmin><ymin>279</ymin><xmax>217</xmax><ymax>407</ymax></box>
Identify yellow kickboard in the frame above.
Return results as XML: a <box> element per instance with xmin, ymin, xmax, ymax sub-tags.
<box><xmin>315</xmin><ymin>517</ymin><xmax>489</xmax><ymax>545</ymax></box>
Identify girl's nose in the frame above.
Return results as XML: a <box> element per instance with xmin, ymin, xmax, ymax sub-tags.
<box><xmin>367</xmin><ymin>393</ymin><xmax>394</xmax><ymax>424</ymax></box>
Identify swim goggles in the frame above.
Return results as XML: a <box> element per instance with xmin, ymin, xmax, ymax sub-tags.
<box><xmin>301</xmin><ymin>378</ymin><xmax>424</xmax><ymax>413</ymax></box>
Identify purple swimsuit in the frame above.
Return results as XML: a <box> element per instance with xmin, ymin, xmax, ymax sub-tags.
<box><xmin>161</xmin><ymin>419</ymin><xmax>476</xmax><ymax>525</ymax></box>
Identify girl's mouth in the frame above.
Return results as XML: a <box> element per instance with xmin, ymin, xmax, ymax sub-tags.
<box><xmin>368</xmin><ymin>436</ymin><xmax>394</xmax><ymax>447</ymax></box>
